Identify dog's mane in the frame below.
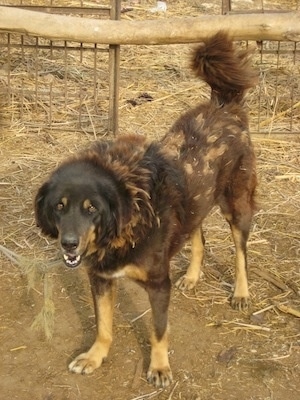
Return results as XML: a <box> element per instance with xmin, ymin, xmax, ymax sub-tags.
<box><xmin>73</xmin><ymin>135</ymin><xmax>185</xmax><ymax>256</ymax></box>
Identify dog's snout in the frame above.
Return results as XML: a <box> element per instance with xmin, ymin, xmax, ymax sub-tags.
<box><xmin>61</xmin><ymin>235</ymin><xmax>79</xmax><ymax>252</ymax></box>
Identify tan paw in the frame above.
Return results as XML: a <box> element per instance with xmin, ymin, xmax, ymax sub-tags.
<box><xmin>147</xmin><ymin>366</ymin><xmax>173</xmax><ymax>388</ymax></box>
<box><xmin>231</xmin><ymin>296</ymin><xmax>249</xmax><ymax>311</ymax></box>
<box><xmin>175</xmin><ymin>274</ymin><xmax>198</xmax><ymax>291</ymax></box>
<box><xmin>68</xmin><ymin>352</ymin><xmax>102</xmax><ymax>375</ymax></box>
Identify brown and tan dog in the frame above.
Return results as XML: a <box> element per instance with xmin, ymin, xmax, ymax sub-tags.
<box><xmin>35</xmin><ymin>31</ymin><xmax>257</xmax><ymax>388</ymax></box>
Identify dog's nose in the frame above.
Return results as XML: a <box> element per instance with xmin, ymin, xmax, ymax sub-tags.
<box><xmin>61</xmin><ymin>235</ymin><xmax>79</xmax><ymax>252</ymax></box>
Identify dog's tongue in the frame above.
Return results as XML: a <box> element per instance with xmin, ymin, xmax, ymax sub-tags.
<box><xmin>63</xmin><ymin>254</ymin><xmax>81</xmax><ymax>268</ymax></box>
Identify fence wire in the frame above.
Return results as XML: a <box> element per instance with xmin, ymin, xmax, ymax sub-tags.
<box><xmin>0</xmin><ymin>0</ymin><xmax>120</xmax><ymax>134</ymax></box>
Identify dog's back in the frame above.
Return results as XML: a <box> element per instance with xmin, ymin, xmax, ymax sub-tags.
<box><xmin>162</xmin><ymin>31</ymin><xmax>258</xmax><ymax>233</ymax></box>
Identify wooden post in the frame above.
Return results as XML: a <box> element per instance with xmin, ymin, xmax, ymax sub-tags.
<box><xmin>108</xmin><ymin>0</ymin><xmax>121</xmax><ymax>135</ymax></box>
<box><xmin>222</xmin><ymin>0</ymin><xmax>232</xmax><ymax>15</ymax></box>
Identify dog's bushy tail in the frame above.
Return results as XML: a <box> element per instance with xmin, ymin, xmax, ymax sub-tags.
<box><xmin>191</xmin><ymin>31</ymin><xmax>258</xmax><ymax>104</ymax></box>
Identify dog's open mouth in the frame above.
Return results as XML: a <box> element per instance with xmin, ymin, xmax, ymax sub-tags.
<box><xmin>63</xmin><ymin>254</ymin><xmax>82</xmax><ymax>268</ymax></box>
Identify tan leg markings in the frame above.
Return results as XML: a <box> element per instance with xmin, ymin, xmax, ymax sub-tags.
<box><xmin>147</xmin><ymin>330</ymin><xmax>173</xmax><ymax>388</ymax></box>
<box><xmin>231</xmin><ymin>226</ymin><xmax>249</xmax><ymax>310</ymax></box>
<box><xmin>175</xmin><ymin>227</ymin><xmax>204</xmax><ymax>291</ymax></box>
<box><xmin>69</xmin><ymin>284</ymin><xmax>115</xmax><ymax>374</ymax></box>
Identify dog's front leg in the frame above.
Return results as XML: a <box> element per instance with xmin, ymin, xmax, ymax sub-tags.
<box><xmin>69</xmin><ymin>276</ymin><xmax>116</xmax><ymax>374</ymax></box>
<box><xmin>146</xmin><ymin>276</ymin><xmax>173</xmax><ymax>388</ymax></box>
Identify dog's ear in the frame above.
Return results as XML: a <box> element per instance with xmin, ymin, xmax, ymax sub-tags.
<box><xmin>109</xmin><ymin>191</ymin><xmax>133</xmax><ymax>239</ymax></box>
<box><xmin>97</xmin><ymin>205</ymin><xmax>121</xmax><ymax>246</ymax></box>
<box><xmin>112</xmin><ymin>207</ymin><xmax>123</xmax><ymax>238</ymax></box>
<box><xmin>34</xmin><ymin>181</ymin><xmax>58</xmax><ymax>238</ymax></box>
<box><xmin>96</xmin><ymin>192</ymin><xmax>132</xmax><ymax>247</ymax></box>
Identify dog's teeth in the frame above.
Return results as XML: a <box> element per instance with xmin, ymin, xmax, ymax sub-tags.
<box><xmin>62</xmin><ymin>254</ymin><xmax>81</xmax><ymax>267</ymax></box>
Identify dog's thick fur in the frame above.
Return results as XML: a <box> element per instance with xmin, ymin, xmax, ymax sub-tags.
<box><xmin>35</xmin><ymin>32</ymin><xmax>257</xmax><ymax>388</ymax></box>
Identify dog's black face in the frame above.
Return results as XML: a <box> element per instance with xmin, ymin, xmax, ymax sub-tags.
<box><xmin>35</xmin><ymin>160</ymin><xmax>128</xmax><ymax>268</ymax></box>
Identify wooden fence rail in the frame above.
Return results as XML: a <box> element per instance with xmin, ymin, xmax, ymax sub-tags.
<box><xmin>0</xmin><ymin>6</ymin><xmax>299</xmax><ymax>44</ymax></box>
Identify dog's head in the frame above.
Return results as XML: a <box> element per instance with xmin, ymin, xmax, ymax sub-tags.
<box><xmin>35</xmin><ymin>159</ymin><xmax>130</xmax><ymax>268</ymax></box>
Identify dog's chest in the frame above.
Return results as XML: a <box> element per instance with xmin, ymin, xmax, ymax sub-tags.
<box><xmin>97</xmin><ymin>264</ymin><xmax>148</xmax><ymax>282</ymax></box>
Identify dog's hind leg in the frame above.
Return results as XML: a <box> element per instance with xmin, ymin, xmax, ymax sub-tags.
<box><xmin>221</xmin><ymin>183</ymin><xmax>255</xmax><ymax>310</ymax></box>
<box><xmin>69</xmin><ymin>276</ymin><xmax>116</xmax><ymax>374</ymax></box>
<box><xmin>227</xmin><ymin>217</ymin><xmax>251</xmax><ymax>310</ymax></box>
<box><xmin>175</xmin><ymin>226</ymin><xmax>205</xmax><ymax>291</ymax></box>
<box><xmin>146</xmin><ymin>275</ymin><xmax>173</xmax><ymax>388</ymax></box>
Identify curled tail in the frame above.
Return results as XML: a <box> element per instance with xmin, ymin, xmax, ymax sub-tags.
<box><xmin>191</xmin><ymin>31</ymin><xmax>258</xmax><ymax>104</ymax></box>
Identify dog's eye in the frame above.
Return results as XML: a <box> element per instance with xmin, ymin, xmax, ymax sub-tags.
<box><xmin>56</xmin><ymin>203</ymin><xmax>64</xmax><ymax>211</ymax></box>
<box><xmin>88</xmin><ymin>205</ymin><xmax>97</xmax><ymax>214</ymax></box>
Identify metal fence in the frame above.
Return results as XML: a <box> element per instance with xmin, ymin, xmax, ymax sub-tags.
<box><xmin>0</xmin><ymin>1</ymin><xmax>299</xmax><ymax>135</ymax></box>
<box><xmin>0</xmin><ymin>0</ymin><xmax>120</xmax><ymax>134</ymax></box>
<box><xmin>222</xmin><ymin>0</ymin><xmax>299</xmax><ymax>134</ymax></box>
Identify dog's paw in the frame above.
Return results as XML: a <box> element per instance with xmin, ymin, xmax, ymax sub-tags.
<box><xmin>68</xmin><ymin>352</ymin><xmax>102</xmax><ymax>375</ymax></box>
<box><xmin>175</xmin><ymin>274</ymin><xmax>197</xmax><ymax>291</ymax></box>
<box><xmin>147</xmin><ymin>367</ymin><xmax>173</xmax><ymax>388</ymax></box>
<box><xmin>231</xmin><ymin>296</ymin><xmax>249</xmax><ymax>311</ymax></box>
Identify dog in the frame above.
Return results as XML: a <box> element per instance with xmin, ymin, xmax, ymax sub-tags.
<box><xmin>35</xmin><ymin>31</ymin><xmax>257</xmax><ymax>388</ymax></box>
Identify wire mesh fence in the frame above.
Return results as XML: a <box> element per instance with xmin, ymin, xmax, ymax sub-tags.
<box><xmin>249</xmin><ymin>39</ymin><xmax>299</xmax><ymax>134</ymax></box>
<box><xmin>0</xmin><ymin>1</ymin><xmax>299</xmax><ymax>135</ymax></box>
<box><xmin>0</xmin><ymin>0</ymin><xmax>120</xmax><ymax>134</ymax></box>
<box><xmin>222</xmin><ymin>0</ymin><xmax>300</xmax><ymax>134</ymax></box>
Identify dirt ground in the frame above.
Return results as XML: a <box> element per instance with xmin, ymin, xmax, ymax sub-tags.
<box><xmin>1</xmin><ymin>1</ymin><xmax>300</xmax><ymax>399</ymax></box>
